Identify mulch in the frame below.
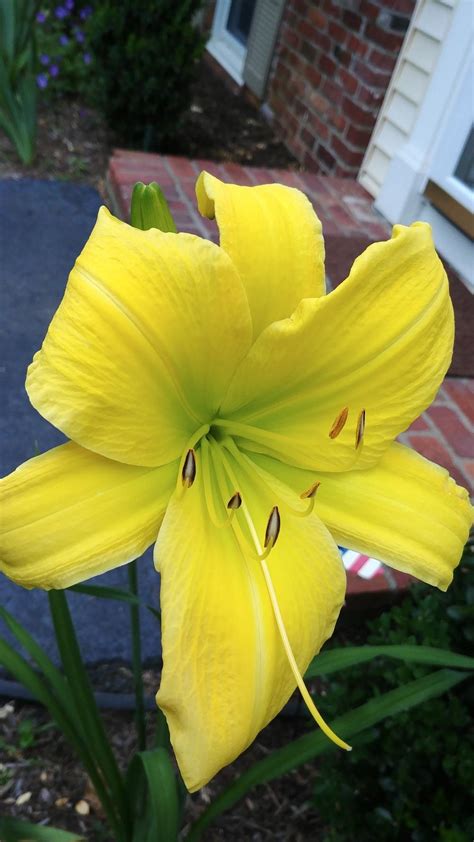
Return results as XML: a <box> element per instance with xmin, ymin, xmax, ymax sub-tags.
<box><xmin>326</xmin><ymin>235</ymin><xmax>474</xmax><ymax>378</ymax></box>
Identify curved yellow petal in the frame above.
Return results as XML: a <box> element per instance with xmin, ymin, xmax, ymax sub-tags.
<box><xmin>26</xmin><ymin>208</ymin><xmax>252</xmax><ymax>467</ymax></box>
<box><xmin>249</xmin><ymin>442</ymin><xmax>472</xmax><ymax>591</ymax></box>
<box><xmin>0</xmin><ymin>442</ymin><xmax>177</xmax><ymax>589</ymax></box>
<box><xmin>196</xmin><ymin>171</ymin><xmax>325</xmax><ymax>338</ymax></box>
<box><xmin>220</xmin><ymin>223</ymin><xmax>453</xmax><ymax>472</ymax></box>
<box><xmin>154</xmin><ymin>447</ymin><xmax>345</xmax><ymax>791</ymax></box>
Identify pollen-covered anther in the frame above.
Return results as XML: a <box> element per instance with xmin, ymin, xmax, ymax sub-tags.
<box><xmin>227</xmin><ymin>491</ymin><xmax>242</xmax><ymax>510</ymax></box>
<box><xmin>355</xmin><ymin>409</ymin><xmax>366</xmax><ymax>449</ymax></box>
<box><xmin>300</xmin><ymin>481</ymin><xmax>321</xmax><ymax>500</ymax></box>
<box><xmin>264</xmin><ymin>506</ymin><xmax>281</xmax><ymax>549</ymax></box>
<box><xmin>181</xmin><ymin>449</ymin><xmax>197</xmax><ymax>488</ymax></box>
<box><xmin>329</xmin><ymin>406</ymin><xmax>349</xmax><ymax>439</ymax></box>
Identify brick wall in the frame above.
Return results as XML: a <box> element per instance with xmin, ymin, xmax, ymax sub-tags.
<box><xmin>265</xmin><ymin>0</ymin><xmax>416</xmax><ymax>176</ymax></box>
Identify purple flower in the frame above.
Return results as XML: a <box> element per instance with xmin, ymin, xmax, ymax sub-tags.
<box><xmin>75</xmin><ymin>29</ymin><xmax>85</xmax><ymax>43</ymax></box>
<box><xmin>59</xmin><ymin>34</ymin><xmax>69</xmax><ymax>46</ymax></box>
<box><xmin>39</xmin><ymin>53</ymin><xmax>50</xmax><ymax>66</ymax></box>
<box><xmin>83</xmin><ymin>52</ymin><xmax>91</xmax><ymax>65</ymax></box>
<box><xmin>55</xmin><ymin>6</ymin><xmax>67</xmax><ymax>18</ymax></box>
<box><xmin>36</xmin><ymin>11</ymin><xmax>46</xmax><ymax>23</ymax></box>
<box><xmin>36</xmin><ymin>73</ymin><xmax>48</xmax><ymax>89</ymax></box>
<box><xmin>80</xmin><ymin>5</ymin><xmax>92</xmax><ymax>20</ymax></box>
<box><xmin>65</xmin><ymin>0</ymin><xmax>74</xmax><ymax>8</ymax></box>
<box><xmin>50</xmin><ymin>64</ymin><xmax>60</xmax><ymax>77</ymax></box>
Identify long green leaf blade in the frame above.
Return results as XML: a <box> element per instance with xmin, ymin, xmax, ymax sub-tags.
<box><xmin>0</xmin><ymin>816</ymin><xmax>85</xmax><ymax>841</ymax></box>
<box><xmin>185</xmin><ymin>669</ymin><xmax>469</xmax><ymax>841</ymax></box>
<box><xmin>305</xmin><ymin>644</ymin><xmax>474</xmax><ymax>678</ymax></box>
<box><xmin>127</xmin><ymin>749</ymin><xmax>180</xmax><ymax>842</ymax></box>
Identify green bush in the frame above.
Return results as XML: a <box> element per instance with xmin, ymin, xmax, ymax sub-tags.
<box><xmin>34</xmin><ymin>1</ymin><xmax>94</xmax><ymax>99</ymax></box>
<box><xmin>313</xmin><ymin>542</ymin><xmax>474</xmax><ymax>842</ymax></box>
<box><xmin>86</xmin><ymin>0</ymin><xmax>205</xmax><ymax>150</ymax></box>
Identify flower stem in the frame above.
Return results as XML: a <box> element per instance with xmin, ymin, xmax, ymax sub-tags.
<box><xmin>128</xmin><ymin>560</ymin><xmax>146</xmax><ymax>752</ymax></box>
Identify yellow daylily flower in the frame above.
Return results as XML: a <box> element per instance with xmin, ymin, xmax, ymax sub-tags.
<box><xmin>1</xmin><ymin>173</ymin><xmax>472</xmax><ymax>793</ymax></box>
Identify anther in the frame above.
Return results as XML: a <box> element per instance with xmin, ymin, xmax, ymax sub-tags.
<box><xmin>264</xmin><ymin>506</ymin><xmax>281</xmax><ymax>549</ymax></box>
<box><xmin>181</xmin><ymin>449</ymin><xmax>196</xmax><ymax>488</ymax></box>
<box><xmin>355</xmin><ymin>409</ymin><xmax>366</xmax><ymax>449</ymax></box>
<box><xmin>227</xmin><ymin>491</ymin><xmax>242</xmax><ymax>510</ymax></box>
<box><xmin>329</xmin><ymin>407</ymin><xmax>349</xmax><ymax>439</ymax></box>
<box><xmin>300</xmin><ymin>481</ymin><xmax>320</xmax><ymax>500</ymax></box>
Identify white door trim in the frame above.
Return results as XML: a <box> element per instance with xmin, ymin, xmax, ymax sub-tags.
<box><xmin>206</xmin><ymin>0</ymin><xmax>248</xmax><ymax>85</ymax></box>
<box><xmin>374</xmin><ymin>0</ymin><xmax>473</xmax><ymax>287</ymax></box>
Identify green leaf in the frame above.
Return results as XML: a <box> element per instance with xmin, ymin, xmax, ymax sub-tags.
<box><xmin>185</xmin><ymin>669</ymin><xmax>469</xmax><ymax>841</ymax></box>
<box><xmin>305</xmin><ymin>644</ymin><xmax>474</xmax><ymax>678</ymax></box>
<box><xmin>127</xmin><ymin>749</ymin><xmax>180</xmax><ymax>842</ymax></box>
<box><xmin>69</xmin><ymin>583</ymin><xmax>143</xmax><ymax>606</ymax></box>
<box><xmin>0</xmin><ymin>817</ymin><xmax>85</xmax><ymax>841</ymax></box>
<box><xmin>47</xmin><ymin>591</ymin><xmax>131</xmax><ymax>840</ymax></box>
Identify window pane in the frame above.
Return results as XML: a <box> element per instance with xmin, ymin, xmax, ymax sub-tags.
<box><xmin>226</xmin><ymin>0</ymin><xmax>256</xmax><ymax>46</ymax></box>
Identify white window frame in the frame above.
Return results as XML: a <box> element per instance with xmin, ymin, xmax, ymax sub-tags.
<box><xmin>207</xmin><ymin>0</ymin><xmax>248</xmax><ymax>86</ymax></box>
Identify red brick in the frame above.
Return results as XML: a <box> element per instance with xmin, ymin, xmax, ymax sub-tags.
<box><xmin>334</xmin><ymin>164</ymin><xmax>357</xmax><ymax>177</ymax></box>
<box><xmin>331</xmin><ymin>202</ymin><xmax>360</xmax><ymax>227</ymax></box>
<box><xmin>316</xmin><ymin>143</ymin><xmax>337</xmax><ymax>171</ymax></box>
<box><xmin>313</xmin><ymin>30</ymin><xmax>332</xmax><ymax>52</ymax></box>
<box><xmin>330</xmin><ymin>111</ymin><xmax>346</xmax><ymax>132</ymax></box>
<box><xmin>359</xmin><ymin>0</ymin><xmax>379</xmax><ymax>20</ymax></box>
<box><xmin>347</xmin><ymin>34</ymin><xmax>368</xmax><ymax>57</ymax></box>
<box><xmin>328</xmin><ymin>21</ymin><xmax>347</xmax><ymax>43</ymax></box>
<box><xmin>309</xmin><ymin>113</ymin><xmax>330</xmax><ymax>141</ymax></box>
<box><xmin>283</xmin><ymin>27</ymin><xmax>300</xmax><ymax>50</ymax></box>
<box><xmin>309</xmin><ymin>90</ymin><xmax>331</xmax><ymax>114</ymax></box>
<box><xmin>408</xmin><ymin>415</ymin><xmax>430</xmax><ymax>432</ymax></box>
<box><xmin>319</xmin><ymin>54</ymin><xmax>337</xmax><ymax>76</ymax></box>
<box><xmin>343</xmin><ymin>9</ymin><xmax>362</xmax><ymax>31</ymax></box>
<box><xmin>369</xmin><ymin>45</ymin><xmax>399</xmax><ymax>70</ymax></box>
<box><xmin>270</xmin><ymin>169</ymin><xmax>305</xmax><ymax>188</ymax></box>
<box><xmin>308</xmin><ymin>7</ymin><xmax>327</xmax><ymax>29</ymax></box>
<box><xmin>301</xmin><ymin>39</ymin><xmax>317</xmax><ymax>63</ymax></box>
<box><xmin>166</xmin><ymin>156</ymin><xmax>198</xmax><ymax>180</ymax></box>
<box><xmin>346</xmin><ymin>123</ymin><xmax>373</xmax><ymax>147</ymax></box>
<box><xmin>407</xmin><ymin>434</ymin><xmax>467</xmax><ymax>487</ymax></box>
<box><xmin>298</xmin><ymin>19</ymin><xmax>318</xmax><ymax>40</ymax></box>
<box><xmin>427</xmin><ymin>406</ymin><xmax>473</xmax><ymax>458</ymax></box>
<box><xmin>305</xmin><ymin>65</ymin><xmax>322</xmax><ymax>87</ymax></box>
<box><xmin>357</xmin><ymin>84</ymin><xmax>384</xmax><ymax>107</ymax></box>
<box><xmin>353</xmin><ymin>58</ymin><xmax>391</xmax><ymax>87</ymax></box>
<box><xmin>391</xmin><ymin>571</ymin><xmax>414</xmax><ymax>590</ymax></box>
<box><xmin>390</xmin><ymin>0</ymin><xmax>416</xmax><ymax>14</ymax></box>
<box><xmin>366</xmin><ymin>24</ymin><xmax>403</xmax><ymax>52</ymax></box>
<box><xmin>299</xmin><ymin>171</ymin><xmax>333</xmax><ymax>194</ymax></box>
<box><xmin>246</xmin><ymin>167</ymin><xmax>275</xmax><ymax>183</ymax></box>
<box><xmin>443</xmin><ymin>380</ymin><xmax>474</xmax><ymax>426</ymax></box>
<box><xmin>301</xmin><ymin>127</ymin><xmax>316</xmax><ymax>149</ymax></box>
<box><xmin>338</xmin><ymin>68</ymin><xmax>358</xmax><ymax>95</ymax></box>
<box><xmin>322</xmin><ymin>78</ymin><xmax>343</xmax><ymax>104</ymax></box>
<box><xmin>346</xmin><ymin>571</ymin><xmax>391</xmax><ymax>594</ymax></box>
<box><xmin>342</xmin><ymin>96</ymin><xmax>376</xmax><ymax>125</ymax></box>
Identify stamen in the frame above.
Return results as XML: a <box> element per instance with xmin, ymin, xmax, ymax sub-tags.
<box><xmin>355</xmin><ymin>409</ymin><xmax>366</xmax><ymax>449</ymax></box>
<box><xmin>181</xmin><ymin>449</ymin><xmax>196</xmax><ymax>488</ymax></box>
<box><xmin>222</xmin><ymin>438</ymin><xmax>313</xmax><ymax>518</ymax></box>
<box><xmin>329</xmin><ymin>407</ymin><xmax>349</xmax><ymax>439</ymax></box>
<box><xmin>227</xmin><ymin>492</ymin><xmax>242</xmax><ymax>510</ymax></box>
<box><xmin>300</xmin><ymin>481</ymin><xmax>320</xmax><ymax>500</ymax></box>
<box><xmin>175</xmin><ymin>424</ymin><xmax>210</xmax><ymax>495</ymax></box>
<box><xmin>264</xmin><ymin>506</ymin><xmax>281</xmax><ymax>549</ymax></box>
<box><xmin>259</xmin><ymin>555</ymin><xmax>351</xmax><ymax>752</ymax></box>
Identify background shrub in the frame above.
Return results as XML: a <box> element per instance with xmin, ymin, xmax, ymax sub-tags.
<box><xmin>35</xmin><ymin>1</ymin><xmax>94</xmax><ymax>98</ymax></box>
<box><xmin>314</xmin><ymin>541</ymin><xmax>474</xmax><ymax>842</ymax></box>
<box><xmin>86</xmin><ymin>0</ymin><xmax>205</xmax><ymax>150</ymax></box>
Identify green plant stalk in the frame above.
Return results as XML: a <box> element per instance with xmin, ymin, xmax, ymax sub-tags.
<box><xmin>128</xmin><ymin>560</ymin><xmax>147</xmax><ymax>751</ymax></box>
<box><xmin>48</xmin><ymin>590</ymin><xmax>131</xmax><ymax>840</ymax></box>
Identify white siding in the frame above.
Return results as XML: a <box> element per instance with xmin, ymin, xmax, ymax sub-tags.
<box><xmin>359</xmin><ymin>0</ymin><xmax>457</xmax><ymax>197</ymax></box>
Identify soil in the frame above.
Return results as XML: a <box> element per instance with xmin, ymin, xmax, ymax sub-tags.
<box><xmin>0</xmin><ymin>62</ymin><xmax>296</xmax><ymax>194</ymax></box>
<box><xmin>0</xmin><ymin>675</ymin><xmax>326</xmax><ymax>841</ymax></box>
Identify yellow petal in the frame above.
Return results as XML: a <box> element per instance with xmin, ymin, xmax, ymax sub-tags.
<box><xmin>249</xmin><ymin>443</ymin><xmax>473</xmax><ymax>591</ymax></box>
<box><xmin>196</xmin><ymin>171</ymin><xmax>325</xmax><ymax>338</ymax></box>
<box><xmin>0</xmin><ymin>442</ymin><xmax>177</xmax><ymax>589</ymax></box>
<box><xmin>154</xmin><ymin>446</ymin><xmax>345</xmax><ymax>790</ymax></box>
<box><xmin>26</xmin><ymin>208</ymin><xmax>252</xmax><ymax>467</ymax></box>
<box><xmin>220</xmin><ymin>223</ymin><xmax>453</xmax><ymax>472</ymax></box>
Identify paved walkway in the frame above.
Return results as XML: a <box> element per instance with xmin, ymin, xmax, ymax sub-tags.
<box><xmin>108</xmin><ymin>150</ymin><xmax>473</xmax><ymax>495</ymax></box>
